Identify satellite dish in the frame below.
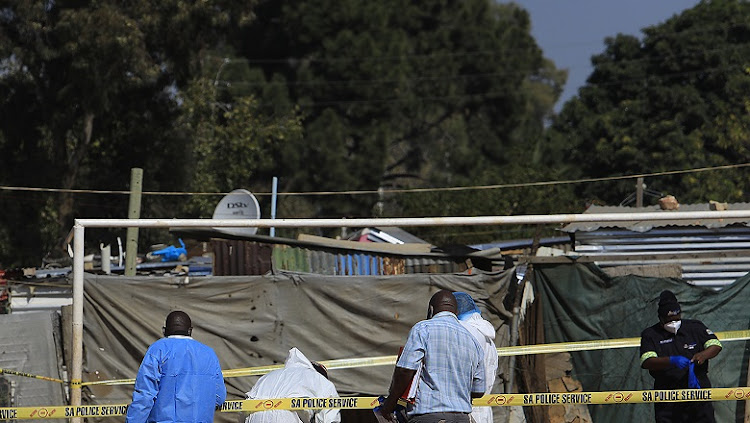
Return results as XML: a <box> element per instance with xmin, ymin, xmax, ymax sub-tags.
<box><xmin>212</xmin><ymin>189</ymin><xmax>261</xmax><ymax>237</ymax></box>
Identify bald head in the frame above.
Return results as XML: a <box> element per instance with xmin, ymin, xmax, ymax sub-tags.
<box><xmin>312</xmin><ymin>361</ymin><xmax>329</xmax><ymax>379</ymax></box>
<box><xmin>427</xmin><ymin>290</ymin><xmax>458</xmax><ymax>318</ymax></box>
<box><xmin>164</xmin><ymin>311</ymin><xmax>192</xmax><ymax>336</ymax></box>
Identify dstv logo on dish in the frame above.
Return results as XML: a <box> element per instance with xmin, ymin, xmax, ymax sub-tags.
<box><xmin>226</xmin><ymin>202</ymin><xmax>249</xmax><ymax>208</ymax></box>
<box><xmin>212</xmin><ymin>189</ymin><xmax>261</xmax><ymax>236</ymax></box>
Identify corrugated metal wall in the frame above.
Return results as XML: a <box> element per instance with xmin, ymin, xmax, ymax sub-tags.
<box><xmin>212</xmin><ymin>240</ymin><xmax>273</xmax><ymax>276</ymax></box>
<box><xmin>212</xmin><ymin>240</ymin><xmax>470</xmax><ymax>276</ymax></box>
<box><xmin>573</xmin><ymin>227</ymin><xmax>750</xmax><ymax>289</ymax></box>
<box><xmin>272</xmin><ymin>245</ymin><xmax>467</xmax><ymax>275</ymax></box>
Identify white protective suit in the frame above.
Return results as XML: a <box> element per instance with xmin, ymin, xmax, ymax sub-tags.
<box><xmin>245</xmin><ymin>348</ymin><xmax>341</xmax><ymax>423</ymax></box>
<box><xmin>460</xmin><ymin>313</ymin><xmax>498</xmax><ymax>423</ymax></box>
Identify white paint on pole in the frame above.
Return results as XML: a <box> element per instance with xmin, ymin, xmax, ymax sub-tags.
<box><xmin>270</xmin><ymin>177</ymin><xmax>278</xmax><ymax>237</ymax></box>
<box><xmin>71</xmin><ymin>224</ymin><xmax>85</xmax><ymax>423</ymax></box>
<box><xmin>76</xmin><ymin>210</ymin><xmax>750</xmax><ymax>229</ymax></box>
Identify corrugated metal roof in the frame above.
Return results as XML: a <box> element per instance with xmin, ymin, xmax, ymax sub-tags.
<box><xmin>9</xmin><ymin>284</ymin><xmax>72</xmax><ymax>313</ymax></box>
<box><xmin>567</xmin><ymin>226</ymin><xmax>750</xmax><ymax>290</ymax></box>
<box><xmin>173</xmin><ymin>228</ymin><xmax>439</xmax><ymax>256</ymax></box>
<box><xmin>560</xmin><ymin>203</ymin><xmax>750</xmax><ymax>233</ymax></box>
<box><xmin>296</xmin><ymin>234</ymin><xmax>433</xmax><ymax>254</ymax></box>
<box><xmin>344</xmin><ymin>227</ymin><xmax>430</xmax><ymax>244</ymax></box>
<box><xmin>470</xmin><ymin>236</ymin><xmax>572</xmax><ymax>251</ymax></box>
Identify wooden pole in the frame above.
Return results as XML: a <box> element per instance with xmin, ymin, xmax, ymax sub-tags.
<box><xmin>124</xmin><ymin>168</ymin><xmax>143</xmax><ymax>276</ymax></box>
<box><xmin>636</xmin><ymin>177</ymin><xmax>644</xmax><ymax>208</ymax></box>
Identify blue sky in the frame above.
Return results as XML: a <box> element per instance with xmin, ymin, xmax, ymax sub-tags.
<box><xmin>504</xmin><ymin>0</ymin><xmax>702</xmax><ymax>110</ymax></box>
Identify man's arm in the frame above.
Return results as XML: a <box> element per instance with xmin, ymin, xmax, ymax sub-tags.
<box><xmin>213</xmin><ymin>354</ymin><xmax>227</xmax><ymax>408</ymax></box>
<box><xmin>639</xmin><ymin>332</ymin><xmax>666</xmax><ymax>371</ymax></box>
<box><xmin>380</xmin><ymin>367</ymin><xmax>417</xmax><ymax>415</ymax></box>
<box><xmin>382</xmin><ymin>325</ymin><xmax>423</xmax><ymax>417</ymax></box>
<box><xmin>692</xmin><ymin>322</ymin><xmax>722</xmax><ymax>365</ymax></box>
<box><xmin>125</xmin><ymin>351</ymin><xmax>161</xmax><ymax>423</ymax></box>
<box><xmin>641</xmin><ymin>356</ymin><xmax>674</xmax><ymax>371</ymax></box>
<box><xmin>691</xmin><ymin>345</ymin><xmax>722</xmax><ymax>365</ymax></box>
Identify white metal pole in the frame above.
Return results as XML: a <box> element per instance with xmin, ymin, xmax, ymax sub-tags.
<box><xmin>74</xmin><ymin>210</ymin><xmax>750</xmax><ymax>229</ymax></box>
<box><xmin>71</xmin><ymin>223</ymin><xmax>85</xmax><ymax>423</ymax></box>
<box><xmin>101</xmin><ymin>243</ymin><xmax>111</xmax><ymax>275</ymax></box>
<box><xmin>270</xmin><ymin>177</ymin><xmax>278</xmax><ymax>237</ymax></box>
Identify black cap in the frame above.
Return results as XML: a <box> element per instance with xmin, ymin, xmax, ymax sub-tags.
<box><xmin>657</xmin><ymin>290</ymin><xmax>681</xmax><ymax>317</ymax></box>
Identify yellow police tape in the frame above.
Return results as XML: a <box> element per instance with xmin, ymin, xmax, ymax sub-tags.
<box><xmin>7</xmin><ymin>330</ymin><xmax>750</xmax><ymax>387</ymax></box>
<box><xmin>0</xmin><ymin>368</ymin><xmax>63</xmax><ymax>384</ymax></box>
<box><xmin>2</xmin><ymin>388</ymin><xmax>750</xmax><ymax>419</ymax></box>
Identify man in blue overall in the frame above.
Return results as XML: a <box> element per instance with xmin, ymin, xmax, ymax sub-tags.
<box><xmin>126</xmin><ymin>310</ymin><xmax>226</xmax><ymax>423</ymax></box>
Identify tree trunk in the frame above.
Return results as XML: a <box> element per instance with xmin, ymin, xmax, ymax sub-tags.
<box><xmin>57</xmin><ymin>112</ymin><xmax>95</xmax><ymax>251</ymax></box>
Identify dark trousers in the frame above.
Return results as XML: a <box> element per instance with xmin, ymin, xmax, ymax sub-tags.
<box><xmin>654</xmin><ymin>401</ymin><xmax>716</xmax><ymax>423</ymax></box>
<box><xmin>408</xmin><ymin>412</ymin><xmax>470</xmax><ymax>423</ymax></box>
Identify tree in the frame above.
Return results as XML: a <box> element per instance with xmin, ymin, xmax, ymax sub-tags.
<box><xmin>177</xmin><ymin>72</ymin><xmax>303</xmax><ymax>217</ymax></box>
<box><xmin>233</xmin><ymin>0</ymin><xmax>567</xmax><ymax>243</ymax></box>
<box><xmin>546</xmin><ymin>0</ymin><xmax>750</xmax><ymax>207</ymax></box>
<box><xmin>0</xmin><ymin>0</ymin><xmax>567</xmax><ymax>264</ymax></box>
<box><xmin>0</xmin><ymin>1</ymin><xmax>264</xmax><ymax>265</ymax></box>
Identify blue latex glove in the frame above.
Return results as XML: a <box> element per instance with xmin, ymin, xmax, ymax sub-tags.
<box><xmin>374</xmin><ymin>395</ymin><xmax>408</xmax><ymax>423</ymax></box>
<box><xmin>374</xmin><ymin>396</ymin><xmax>394</xmax><ymax>423</ymax></box>
<box><xmin>688</xmin><ymin>363</ymin><xmax>701</xmax><ymax>389</ymax></box>
<box><xmin>670</xmin><ymin>355</ymin><xmax>691</xmax><ymax>369</ymax></box>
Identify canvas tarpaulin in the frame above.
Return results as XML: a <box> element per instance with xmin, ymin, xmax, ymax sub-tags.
<box><xmin>534</xmin><ymin>263</ymin><xmax>750</xmax><ymax>423</ymax></box>
<box><xmin>0</xmin><ymin>311</ymin><xmax>65</xmax><ymax>413</ymax></box>
<box><xmin>79</xmin><ymin>270</ymin><xmax>515</xmax><ymax>422</ymax></box>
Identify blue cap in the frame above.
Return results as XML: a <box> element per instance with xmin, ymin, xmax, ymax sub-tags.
<box><xmin>453</xmin><ymin>292</ymin><xmax>480</xmax><ymax>320</ymax></box>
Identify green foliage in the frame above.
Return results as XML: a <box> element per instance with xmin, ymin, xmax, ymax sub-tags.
<box><xmin>238</xmin><ymin>0</ymin><xmax>567</xmax><ymax>242</ymax></box>
<box><xmin>547</xmin><ymin>0</ymin><xmax>750</xmax><ymax>206</ymax></box>
<box><xmin>0</xmin><ymin>0</ymin><xmax>257</xmax><ymax>265</ymax></box>
<box><xmin>0</xmin><ymin>0</ymin><xmax>566</xmax><ymax>263</ymax></box>
<box><xmin>178</xmin><ymin>75</ymin><xmax>303</xmax><ymax>217</ymax></box>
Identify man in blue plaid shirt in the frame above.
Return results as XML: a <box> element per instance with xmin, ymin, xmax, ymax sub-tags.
<box><xmin>379</xmin><ymin>290</ymin><xmax>485</xmax><ymax>423</ymax></box>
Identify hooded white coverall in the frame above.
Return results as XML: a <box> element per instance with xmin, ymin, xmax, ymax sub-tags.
<box><xmin>245</xmin><ymin>348</ymin><xmax>341</xmax><ymax>423</ymax></box>
<box><xmin>460</xmin><ymin>313</ymin><xmax>498</xmax><ymax>423</ymax></box>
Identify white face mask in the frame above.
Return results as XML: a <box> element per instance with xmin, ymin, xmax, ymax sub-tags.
<box><xmin>664</xmin><ymin>320</ymin><xmax>681</xmax><ymax>334</ymax></box>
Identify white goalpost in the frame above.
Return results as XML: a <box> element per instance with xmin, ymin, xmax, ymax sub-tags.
<box><xmin>69</xmin><ymin>210</ymin><xmax>750</xmax><ymax>419</ymax></box>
